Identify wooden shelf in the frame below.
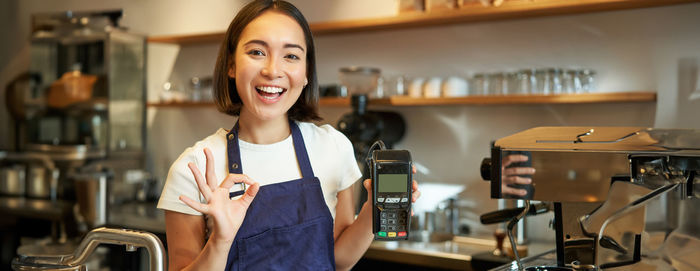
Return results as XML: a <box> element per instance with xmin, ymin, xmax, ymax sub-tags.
<box><xmin>147</xmin><ymin>0</ymin><xmax>698</xmax><ymax>44</ymax></box>
<box><xmin>147</xmin><ymin>92</ymin><xmax>656</xmax><ymax>108</ymax></box>
<box><xmin>146</xmin><ymin>101</ymin><xmax>217</xmax><ymax>107</ymax></box>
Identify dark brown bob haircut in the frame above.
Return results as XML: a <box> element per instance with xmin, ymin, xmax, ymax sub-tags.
<box><xmin>213</xmin><ymin>0</ymin><xmax>321</xmax><ymax>121</ymax></box>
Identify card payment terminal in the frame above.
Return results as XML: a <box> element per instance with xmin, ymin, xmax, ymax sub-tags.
<box><xmin>367</xmin><ymin>142</ymin><xmax>412</xmax><ymax>240</ymax></box>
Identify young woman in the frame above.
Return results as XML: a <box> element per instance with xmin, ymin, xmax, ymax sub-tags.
<box><xmin>157</xmin><ymin>1</ymin><xmax>420</xmax><ymax>270</ymax></box>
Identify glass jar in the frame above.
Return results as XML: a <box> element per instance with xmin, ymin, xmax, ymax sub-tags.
<box><xmin>579</xmin><ymin>69</ymin><xmax>596</xmax><ymax>93</ymax></box>
<box><xmin>549</xmin><ymin>68</ymin><xmax>564</xmax><ymax>94</ymax></box>
<box><xmin>535</xmin><ymin>69</ymin><xmax>549</xmax><ymax>94</ymax></box>
<box><xmin>472</xmin><ymin>73</ymin><xmax>490</xmax><ymax>95</ymax></box>
<box><xmin>562</xmin><ymin>69</ymin><xmax>581</xmax><ymax>94</ymax></box>
<box><xmin>516</xmin><ymin>69</ymin><xmax>536</xmax><ymax>95</ymax></box>
<box><xmin>488</xmin><ymin>73</ymin><xmax>505</xmax><ymax>95</ymax></box>
<box><xmin>505</xmin><ymin>71</ymin><xmax>518</xmax><ymax>95</ymax></box>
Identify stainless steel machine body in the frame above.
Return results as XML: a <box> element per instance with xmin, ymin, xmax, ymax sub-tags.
<box><xmin>481</xmin><ymin>127</ymin><xmax>699</xmax><ymax>270</ymax></box>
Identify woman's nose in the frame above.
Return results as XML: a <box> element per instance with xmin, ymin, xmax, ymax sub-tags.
<box><xmin>261</xmin><ymin>58</ymin><xmax>283</xmax><ymax>78</ymax></box>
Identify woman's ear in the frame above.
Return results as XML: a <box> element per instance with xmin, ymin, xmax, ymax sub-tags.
<box><xmin>304</xmin><ymin>78</ymin><xmax>308</xmax><ymax>86</ymax></box>
<box><xmin>228</xmin><ymin>65</ymin><xmax>236</xmax><ymax>78</ymax></box>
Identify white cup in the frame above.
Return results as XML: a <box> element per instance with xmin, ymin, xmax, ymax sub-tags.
<box><xmin>408</xmin><ymin>77</ymin><xmax>425</xmax><ymax>98</ymax></box>
<box><xmin>442</xmin><ymin>76</ymin><xmax>468</xmax><ymax>97</ymax></box>
<box><xmin>423</xmin><ymin>77</ymin><xmax>442</xmax><ymax>98</ymax></box>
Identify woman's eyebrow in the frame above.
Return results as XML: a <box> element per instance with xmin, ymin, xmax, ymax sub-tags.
<box><xmin>243</xmin><ymin>39</ymin><xmax>268</xmax><ymax>47</ymax></box>
<box><xmin>243</xmin><ymin>39</ymin><xmax>304</xmax><ymax>52</ymax></box>
<box><xmin>284</xmin><ymin>43</ymin><xmax>305</xmax><ymax>52</ymax></box>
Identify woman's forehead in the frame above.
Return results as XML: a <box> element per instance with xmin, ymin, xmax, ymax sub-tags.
<box><xmin>238</xmin><ymin>11</ymin><xmax>306</xmax><ymax>50</ymax></box>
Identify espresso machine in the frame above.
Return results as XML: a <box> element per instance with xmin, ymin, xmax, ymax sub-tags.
<box><xmin>1</xmin><ymin>10</ymin><xmax>149</xmax><ymax>268</ymax></box>
<box><xmin>3</xmin><ymin>8</ymin><xmax>148</xmax><ymax>218</ymax></box>
<box><xmin>480</xmin><ymin>127</ymin><xmax>699</xmax><ymax>271</ymax></box>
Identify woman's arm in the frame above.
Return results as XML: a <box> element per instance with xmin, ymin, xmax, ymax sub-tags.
<box><xmin>332</xmin><ymin>182</ymin><xmax>374</xmax><ymax>271</ymax></box>
<box><xmin>165</xmin><ymin>211</ymin><xmax>233</xmax><ymax>271</ymax></box>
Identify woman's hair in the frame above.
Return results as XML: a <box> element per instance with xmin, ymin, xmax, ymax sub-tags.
<box><xmin>213</xmin><ymin>0</ymin><xmax>321</xmax><ymax>121</ymax></box>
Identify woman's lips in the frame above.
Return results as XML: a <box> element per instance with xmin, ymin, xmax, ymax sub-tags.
<box><xmin>255</xmin><ymin>85</ymin><xmax>286</xmax><ymax>103</ymax></box>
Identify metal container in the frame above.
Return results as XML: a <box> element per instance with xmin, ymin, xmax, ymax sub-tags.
<box><xmin>0</xmin><ymin>165</ymin><xmax>26</xmax><ymax>196</ymax></box>
<box><xmin>73</xmin><ymin>171</ymin><xmax>109</xmax><ymax>228</ymax></box>
<box><xmin>26</xmin><ymin>166</ymin><xmax>59</xmax><ymax>199</ymax></box>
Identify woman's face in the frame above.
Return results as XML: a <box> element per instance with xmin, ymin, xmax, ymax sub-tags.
<box><xmin>230</xmin><ymin>11</ymin><xmax>307</xmax><ymax>122</ymax></box>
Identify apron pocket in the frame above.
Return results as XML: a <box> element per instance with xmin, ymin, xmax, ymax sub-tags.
<box><xmin>238</xmin><ymin>216</ymin><xmax>334</xmax><ymax>271</ymax></box>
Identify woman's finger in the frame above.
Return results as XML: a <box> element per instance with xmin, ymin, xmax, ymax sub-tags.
<box><xmin>179</xmin><ymin>195</ymin><xmax>209</xmax><ymax>214</ymax></box>
<box><xmin>412</xmin><ymin>190</ymin><xmax>421</xmax><ymax>203</ymax></box>
<box><xmin>188</xmin><ymin>162</ymin><xmax>212</xmax><ymax>201</ymax></box>
<box><xmin>502</xmin><ymin>154</ymin><xmax>529</xmax><ymax>168</ymax></box>
<box><xmin>411</xmin><ymin>180</ymin><xmax>420</xmax><ymax>202</ymax></box>
<box><xmin>363</xmin><ymin>179</ymin><xmax>372</xmax><ymax>190</ymax></box>
<box><xmin>238</xmin><ymin>182</ymin><xmax>260</xmax><ymax>207</ymax></box>
<box><xmin>503</xmin><ymin>167</ymin><xmax>535</xmax><ymax>176</ymax></box>
<box><xmin>203</xmin><ymin>148</ymin><xmax>218</xmax><ymax>190</ymax></box>
<box><xmin>220</xmin><ymin>174</ymin><xmax>255</xmax><ymax>189</ymax></box>
<box><xmin>412</xmin><ymin>165</ymin><xmax>417</xmax><ymax>174</ymax></box>
<box><xmin>504</xmin><ymin>176</ymin><xmax>531</xmax><ymax>185</ymax></box>
<box><xmin>501</xmin><ymin>185</ymin><xmax>527</xmax><ymax>197</ymax></box>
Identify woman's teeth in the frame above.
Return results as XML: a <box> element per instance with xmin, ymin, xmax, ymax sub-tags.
<box><xmin>257</xmin><ymin>86</ymin><xmax>284</xmax><ymax>94</ymax></box>
<box><xmin>256</xmin><ymin>86</ymin><xmax>285</xmax><ymax>100</ymax></box>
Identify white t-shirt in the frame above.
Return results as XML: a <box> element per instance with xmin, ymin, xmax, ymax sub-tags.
<box><xmin>157</xmin><ymin>121</ymin><xmax>362</xmax><ymax>219</ymax></box>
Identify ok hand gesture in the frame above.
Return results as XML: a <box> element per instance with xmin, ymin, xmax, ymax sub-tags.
<box><xmin>179</xmin><ymin>148</ymin><xmax>260</xmax><ymax>244</ymax></box>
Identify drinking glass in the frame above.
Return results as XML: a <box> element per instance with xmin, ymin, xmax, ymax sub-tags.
<box><xmin>472</xmin><ymin>73</ymin><xmax>490</xmax><ymax>95</ymax></box>
<box><xmin>579</xmin><ymin>69</ymin><xmax>596</xmax><ymax>93</ymax></box>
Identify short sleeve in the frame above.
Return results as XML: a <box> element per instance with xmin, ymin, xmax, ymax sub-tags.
<box><xmin>330</xmin><ymin>128</ymin><xmax>363</xmax><ymax>191</ymax></box>
<box><xmin>157</xmin><ymin>148</ymin><xmax>204</xmax><ymax>216</ymax></box>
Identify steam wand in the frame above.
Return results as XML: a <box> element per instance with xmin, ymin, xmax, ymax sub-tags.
<box><xmin>507</xmin><ymin>200</ymin><xmax>531</xmax><ymax>271</ymax></box>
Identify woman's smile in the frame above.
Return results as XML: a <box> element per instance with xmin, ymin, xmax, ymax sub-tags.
<box><xmin>255</xmin><ymin>84</ymin><xmax>287</xmax><ymax>103</ymax></box>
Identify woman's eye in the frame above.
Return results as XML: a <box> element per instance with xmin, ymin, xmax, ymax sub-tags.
<box><xmin>285</xmin><ymin>54</ymin><xmax>300</xmax><ymax>60</ymax></box>
<box><xmin>247</xmin><ymin>49</ymin><xmax>265</xmax><ymax>56</ymax></box>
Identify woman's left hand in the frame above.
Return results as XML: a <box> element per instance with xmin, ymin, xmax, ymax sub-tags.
<box><xmin>362</xmin><ymin>166</ymin><xmax>420</xmax><ymax>216</ymax></box>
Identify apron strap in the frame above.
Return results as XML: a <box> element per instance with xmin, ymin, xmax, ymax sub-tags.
<box><xmin>289</xmin><ymin>119</ymin><xmax>315</xmax><ymax>178</ymax></box>
<box><xmin>226</xmin><ymin>121</ymin><xmax>243</xmax><ymax>174</ymax></box>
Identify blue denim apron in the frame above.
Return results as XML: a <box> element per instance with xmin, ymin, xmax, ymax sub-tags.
<box><xmin>224</xmin><ymin>120</ymin><xmax>335</xmax><ymax>271</ymax></box>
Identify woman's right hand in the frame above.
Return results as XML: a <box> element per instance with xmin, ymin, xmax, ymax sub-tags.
<box><xmin>179</xmin><ymin>147</ymin><xmax>260</xmax><ymax>245</ymax></box>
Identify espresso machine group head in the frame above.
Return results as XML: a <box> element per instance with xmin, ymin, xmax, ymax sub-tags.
<box><xmin>480</xmin><ymin>127</ymin><xmax>699</xmax><ymax>271</ymax></box>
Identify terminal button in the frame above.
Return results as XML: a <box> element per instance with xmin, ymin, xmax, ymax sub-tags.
<box><xmin>388</xmin><ymin>232</ymin><xmax>397</xmax><ymax>237</ymax></box>
<box><xmin>378</xmin><ymin>231</ymin><xmax>387</xmax><ymax>237</ymax></box>
<box><xmin>385</xmin><ymin>198</ymin><xmax>400</xmax><ymax>203</ymax></box>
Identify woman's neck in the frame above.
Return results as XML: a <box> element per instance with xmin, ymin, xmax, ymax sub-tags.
<box><xmin>236</xmin><ymin>111</ymin><xmax>291</xmax><ymax>144</ymax></box>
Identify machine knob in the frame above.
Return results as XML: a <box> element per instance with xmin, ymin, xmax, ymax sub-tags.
<box><xmin>480</xmin><ymin>158</ymin><xmax>492</xmax><ymax>181</ymax></box>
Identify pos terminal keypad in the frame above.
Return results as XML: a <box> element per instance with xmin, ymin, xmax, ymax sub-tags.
<box><xmin>375</xmin><ymin>195</ymin><xmax>410</xmax><ymax>239</ymax></box>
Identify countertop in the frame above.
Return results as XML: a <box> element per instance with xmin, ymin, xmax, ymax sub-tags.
<box><xmin>108</xmin><ymin>201</ymin><xmax>166</xmax><ymax>234</ymax></box>
<box><xmin>108</xmin><ymin>202</ymin><xmax>555</xmax><ymax>270</ymax></box>
<box><xmin>364</xmin><ymin>236</ymin><xmax>553</xmax><ymax>270</ymax></box>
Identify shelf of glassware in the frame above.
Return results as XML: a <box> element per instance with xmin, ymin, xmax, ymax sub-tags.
<box><xmin>146</xmin><ymin>91</ymin><xmax>656</xmax><ymax>108</ymax></box>
<box><xmin>146</xmin><ymin>0</ymin><xmax>699</xmax><ymax>44</ymax></box>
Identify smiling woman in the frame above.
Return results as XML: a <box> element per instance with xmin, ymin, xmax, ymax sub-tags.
<box><xmin>212</xmin><ymin>1</ymin><xmax>320</xmax><ymax>123</ymax></box>
<box><xmin>156</xmin><ymin>0</ymin><xmax>421</xmax><ymax>271</ymax></box>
